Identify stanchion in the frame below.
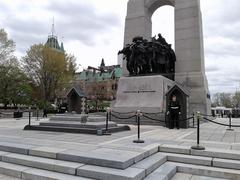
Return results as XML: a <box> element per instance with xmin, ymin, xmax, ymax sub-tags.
<box><xmin>192</xmin><ymin>112</ymin><xmax>197</xmax><ymax>128</ymax></box>
<box><xmin>165</xmin><ymin>112</ymin><xmax>167</xmax><ymax>128</ymax></box>
<box><xmin>28</xmin><ymin>107</ymin><xmax>31</xmax><ymax>126</ymax></box>
<box><xmin>226</xmin><ymin>113</ymin><xmax>234</xmax><ymax>131</ymax></box>
<box><xmin>36</xmin><ymin>108</ymin><xmax>39</xmax><ymax>121</ymax></box>
<box><xmin>103</xmin><ymin>107</ymin><xmax>111</xmax><ymax>135</ymax></box>
<box><xmin>133</xmin><ymin>110</ymin><xmax>144</xmax><ymax>143</ymax></box>
<box><xmin>191</xmin><ymin>111</ymin><xmax>205</xmax><ymax>150</ymax></box>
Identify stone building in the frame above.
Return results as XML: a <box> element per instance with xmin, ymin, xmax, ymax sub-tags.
<box><xmin>74</xmin><ymin>59</ymin><xmax>122</xmax><ymax>102</ymax></box>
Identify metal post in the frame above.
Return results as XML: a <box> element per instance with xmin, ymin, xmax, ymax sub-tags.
<box><xmin>227</xmin><ymin>113</ymin><xmax>234</xmax><ymax>131</ymax></box>
<box><xmin>192</xmin><ymin>112</ymin><xmax>196</xmax><ymax>128</ymax></box>
<box><xmin>28</xmin><ymin>107</ymin><xmax>31</xmax><ymax>126</ymax></box>
<box><xmin>103</xmin><ymin>107</ymin><xmax>111</xmax><ymax>135</ymax></box>
<box><xmin>109</xmin><ymin>110</ymin><xmax>112</xmax><ymax>122</ymax></box>
<box><xmin>165</xmin><ymin>112</ymin><xmax>167</xmax><ymax>128</ymax></box>
<box><xmin>191</xmin><ymin>111</ymin><xmax>205</xmax><ymax>150</ymax></box>
<box><xmin>36</xmin><ymin>108</ymin><xmax>39</xmax><ymax>121</ymax></box>
<box><xmin>133</xmin><ymin>110</ymin><xmax>144</xmax><ymax>143</ymax></box>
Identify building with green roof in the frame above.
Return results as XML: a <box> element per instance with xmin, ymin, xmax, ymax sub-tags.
<box><xmin>73</xmin><ymin>59</ymin><xmax>122</xmax><ymax>110</ymax></box>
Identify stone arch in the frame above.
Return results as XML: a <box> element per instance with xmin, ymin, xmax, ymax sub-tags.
<box><xmin>145</xmin><ymin>0</ymin><xmax>175</xmax><ymax>17</ymax></box>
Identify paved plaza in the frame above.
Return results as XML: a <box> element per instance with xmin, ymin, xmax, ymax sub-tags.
<box><xmin>0</xmin><ymin>117</ymin><xmax>239</xmax><ymax>151</ymax></box>
<box><xmin>0</xmin><ymin>116</ymin><xmax>239</xmax><ymax>179</ymax></box>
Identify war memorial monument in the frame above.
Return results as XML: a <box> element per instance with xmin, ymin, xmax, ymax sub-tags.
<box><xmin>2</xmin><ymin>0</ymin><xmax>240</xmax><ymax>179</ymax></box>
<box><xmin>113</xmin><ymin>0</ymin><xmax>211</xmax><ymax>121</ymax></box>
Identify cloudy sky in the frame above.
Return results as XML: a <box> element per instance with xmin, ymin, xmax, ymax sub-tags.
<box><xmin>0</xmin><ymin>0</ymin><xmax>239</xmax><ymax>94</ymax></box>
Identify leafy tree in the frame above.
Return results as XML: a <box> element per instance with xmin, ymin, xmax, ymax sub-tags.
<box><xmin>233</xmin><ymin>91</ymin><xmax>240</xmax><ymax>108</ymax></box>
<box><xmin>0</xmin><ymin>63</ymin><xmax>32</xmax><ymax>108</ymax></box>
<box><xmin>0</xmin><ymin>29</ymin><xmax>16</xmax><ymax>65</ymax></box>
<box><xmin>22</xmin><ymin>44</ymin><xmax>77</xmax><ymax>104</ymax></box>
<box><xmin>0</xmin><ymin>28</ymin><xmax>32</xmax><ymax>108</ymax></box>
<box><xmin>212</xmin><ymin>93</ymin><xmax>233</xmax><ymax>108</ymax></box>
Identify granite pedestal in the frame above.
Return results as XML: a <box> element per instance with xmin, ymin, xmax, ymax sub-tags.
<box><xmin>24</xmin><ymin>114</ymin><xmax>130</xmax><ymax>134</ymax></box>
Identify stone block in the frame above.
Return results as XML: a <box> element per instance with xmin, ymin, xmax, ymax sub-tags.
<box><xmin>144</xmin><ymin>174</ymin><xmax>168</xmax><ymax>180</ymax></box>
<box><xmin>29</xmin><ymin>146</ymin><xmax>67</xmax><ymax>159</ymax></box>
<box><xmin>0</xmin><ymin>142</ymin><xmax>36</xmax><ymax>155</ymax></box>
<box><xmin>175</xmin><ymin>0</ymin><xmax>198</xmax><ymax>10</ymax></box>
<box><xmin>22</xmin><ymin>168</ymin><xmax>91</xmax><ymax>180</ymax></box>
<box><xmin>113</xmin><ymin>75</ymin><xmax>174</xmax><ymax>113</ymax></box>
<box><xmin>146</xmin><ymin>162</ymin><xmax>177</xmax><ymax>179</ymax></box>
<box><xmin>175</xmin><ymin>17</ymin><xmax>199</xmax><ymax>30</ymax></box>
<box><xmin>171</xmin><ymin>173</ymin><xmax>192</xmax><ymax>180</ymax></box>
<box><xmin>213</xmin><ymin>158</ymin><xmax>240</xmax><ymax>170</ymax></box>
<box><xmin>171</xmin><ymin>162</ymin><xmax>240</xmax><ymax>179</ymax></box>
<box><xmin>162</xmin><ymin>153</ymin><xmax>212</xmax><ymax>166</ymax></box>
<box><xmin>175</xmin><ymin>6</ymin><xmax>200</xmax><ymax>21</ymax></box>
<box><xmin>175</xmin><ymin>59</ymin><xmax>202</xmax><ymax>72</ymax></box>
<box><xmin>175</xmin><ymin>27</ymin><xmax>200</xmax><ymax>41</ymax></box>
<box><xmin>2</xmin><ymin>153</ymin><xmax>84</xmax><ymax>175</ymax></box>
<box><xmin>0</xmin><ymin>151</ymin><xmax>10</xmax><ymax>160</ymax></box>
<box><xmin>77</xmin><ymin>165</ymin><xmax>145</xmax><ymax>180</ymax></box>
<box><xmin>190</xmin><ymin>175</ymin><xmax>228</xmax><ymax>180</ymax></box>
<box><xmin>132</xmin><ymin>153</ymin><xmax>167</xmax><ymax>175</ymax></box>
<box><xmin>159</xmin><ymin>144</ymin><xmax>191</xmax><ymax>155</ymax></box>
<box><xmin>191</xmin><ymin>148</ymin><xmax>240</xmax><ymax>160</ymax></box>
<box><xmin>0</xmin><ymin>161</ymin><xmax>30</xmax><ymax>178</ymax></box>
<box><xmin>175</xmin><ymin>48</ymin><xmax>201</xmax><ymax>62</ymax></box>
<box><xmin>142</xmin><ymin>144</ymin><xmax>159</xmax><ymax>157</ymax></box>
<box><xmin>57</xmin><ymin>148</ymin><xmax>142</xmax><ymax>169</ymax></box>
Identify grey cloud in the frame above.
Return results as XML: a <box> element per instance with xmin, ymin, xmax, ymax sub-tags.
<box><xmin>205</xmin><ymin>65</ymin><xmax>220</xmax><ymax>73</ymax></box>
<box><xmin>0</xmin><ymin>0</ymin><xmax>122</xmax><ymax>55</ymax></box>
<box><xmin>47</xmin><ymin>0</ymin><xmax>121</xmax><ymax>45</ymax></box>
<box><xmin>201</xmin><ymin>0</ymin><xmax>240</xmax><ymax>93</ymax></box>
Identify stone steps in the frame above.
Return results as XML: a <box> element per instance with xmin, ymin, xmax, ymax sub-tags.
<box><xmin>0</xmin><ymin>142</ymin><xmax>146</xmax><ymax>170</ymax></box>
<box><xmin>144</xmin><ymin>162</ymin><xmax>177</xmax><ymax>180</ymax></box>
<box><xmin>1</xmin><ymin>153</ymin><xmax>84</xmax><ymax>175</ymax></box>
<box><xmin>1</xmin><ymin>141</ymin><xmax>240</xmax><ymax>179</ymax></box>
<box><xmin>76</xmin><ymin>152</ymin><xmax>167</xmax><ymax>180</ymax></box>
<box><xmin>170</xmin><ymin>162</ymin><xmax>240</xmax><ymax>180</ymax></box>
<box><xmin>161</xmin><ymin>152</ymin><xmax>212</xmax><ymax>166</ymax></box>
<box><xmin>159</xmin><ymin>147</ymin><xmax>240</xmax><ymax>172</ymax></box>
<box><xmin>159</xmin><ymin>144</ymin><xmax>240</xmax><ymax>161</ymax></box>
<box><xmin>171</xmin><ymin>173</ymin><xmax>229</xmax><ymax>180</ymax></box>
<box><xmin>0</xmin><ymin>161</ymin><xmax>91</xmax><ymax>180</ymax></box>
<box><xmin>0</xmin><ymin>149</ymin><xmax>168</xmax><ymax>180</ymax></box>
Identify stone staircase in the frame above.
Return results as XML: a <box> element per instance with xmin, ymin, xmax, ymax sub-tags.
<box><xmin>0</xmin><ymin>143</ymin><xmax>239</xmax><ymax>179</ymax></box>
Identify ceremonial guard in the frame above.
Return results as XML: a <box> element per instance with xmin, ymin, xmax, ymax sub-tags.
<box><xmin>167</xmin><ymin>95</ymin><xmax>181</xmax><ymax>129</ymax></box>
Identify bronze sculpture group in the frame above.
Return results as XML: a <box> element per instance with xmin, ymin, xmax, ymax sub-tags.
<box><xmin>119</xmin><ymin>34</ymin><xmax>176</xmax><ymax>80</ymax></box>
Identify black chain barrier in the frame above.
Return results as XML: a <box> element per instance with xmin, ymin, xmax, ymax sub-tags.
<box><xmin>202</xmin><ymin>117</ymin><xmax>240</xmax><ymax>128</ymax></box>
<box><xmin>178</xmin><ymin>116</ymin><xmax>194</xmax><ymax>122</ymax></box>
<box><xmin>141</xmin><ymin>114</ymin><xmax>166</xmax><ymax>123</ymax></box>
<box><xmin>111</xmin><ymin>113</ymin><xmax>136</xmax><ymax>120</ymax></box>
<box><xmin>141</xmin><ymin>111</ymin><xmax>163</xmax><ymax>115</ymax></box>
<box><xmin>200</xmin><ymin>113</ymin><xmax>214</xmax><ymax>117</ymax></box>
<box><xmin>191</xmin><ymin>113</ymin><xmax>240</xmax><ymax>151</ymax></box>
<box><xmin>111</xmin><ymin>110</ymin><xmax>135</xmax><ymax>115</ymax></box>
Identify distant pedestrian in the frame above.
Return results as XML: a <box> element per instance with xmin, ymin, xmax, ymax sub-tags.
<box><xmin>43</xmin><ymin>108</ymin><xmax>47</xmax><ymax>118</ymax></box>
